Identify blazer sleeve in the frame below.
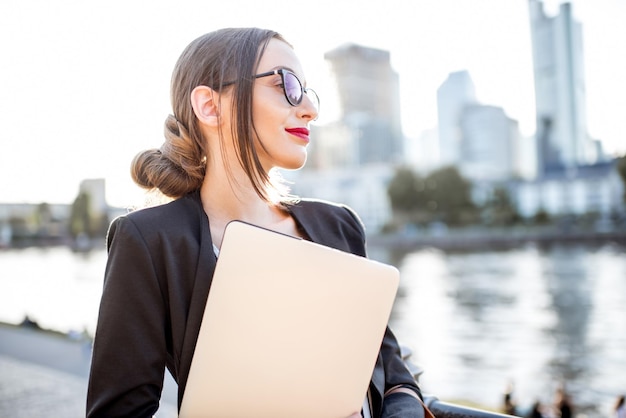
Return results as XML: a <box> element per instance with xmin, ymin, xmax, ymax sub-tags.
<box><xmin>86</xmin><ymin>216</ymin><xmax>168</xmax><ymax>417</ymax></box>
<box><xmin>381</xmin><ymin>332</ymin><xmax>425</xmax><ymax>418</ymax></box>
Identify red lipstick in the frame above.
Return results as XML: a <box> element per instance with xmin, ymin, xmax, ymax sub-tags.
<box><xmin>285</xmin><ymin>127</ymin><xmax>310</xmax><ymax>142</ymax></box>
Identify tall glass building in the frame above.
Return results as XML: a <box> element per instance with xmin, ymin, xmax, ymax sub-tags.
<box><xmin>528</xmin><ymin>0</ymin><xmax>594</xmax><ymax>175</ymax></box>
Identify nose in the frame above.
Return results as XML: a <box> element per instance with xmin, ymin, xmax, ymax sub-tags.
<box><xmin>297</xmin><ymin>92</ymin><xmax>319</xmax><ymax>121</ymax></box>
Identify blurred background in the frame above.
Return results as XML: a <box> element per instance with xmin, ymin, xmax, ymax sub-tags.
<box><xmin>1</xmin><ymin>0</ymin><xmax>625</xmax><ymax>417</ymax></box>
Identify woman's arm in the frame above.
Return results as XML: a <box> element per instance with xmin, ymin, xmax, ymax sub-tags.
<box><xmin>86</xmin><ymin>216</ymin><xmax>168</xmax><ymax>417</ymax></box>
<box><xmin>380</xmin><ymin>327</ymin><xmax>425</xmax><ymax>417</ymax></box>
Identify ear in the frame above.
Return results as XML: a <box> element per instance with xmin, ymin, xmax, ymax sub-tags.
<box><xmin>190</xmin><ymin>85</ymin><xmax>220</xmax><ymax>127</ymax></box>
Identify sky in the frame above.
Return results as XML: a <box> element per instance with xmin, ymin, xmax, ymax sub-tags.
<box><xmin>1</xmin><ymin>0</ymin><xmax>624</xmax><ymax>206</ymax></box>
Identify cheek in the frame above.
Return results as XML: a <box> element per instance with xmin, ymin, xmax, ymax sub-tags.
<box><xmin>253</xmin><ymin>109</ymin><xmax>289</xmax><ymax>141</ymax></box>
<box><xmin>252</xmin><ymin>89</ymin><xmax>291</xmax><ymax>126</ymax></box>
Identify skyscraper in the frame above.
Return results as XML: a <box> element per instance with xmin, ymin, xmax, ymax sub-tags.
<box><xmin>436</xmin><ymin>70</ymin><xmax>477</xmax><ymax>167</ymax></box>
<box><xmin>528</xmin><ymin>0</ymin><xmax>594</xmax><ymax>175</ymax></box>
<box><xmin>323</xmin><ymin>43</ymin><xmax>403</xmax><ymax>166</ymax></box>
<box><xmin>286</xmin><ymin>43</ymin><xmax>404</xmax><ymax>231</ymax></box>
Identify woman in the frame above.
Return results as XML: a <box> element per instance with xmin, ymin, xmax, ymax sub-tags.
<box><xmin>86</xmin><ymin>27</ymin><xmax>425</xmax><ymax>418</ymax></box>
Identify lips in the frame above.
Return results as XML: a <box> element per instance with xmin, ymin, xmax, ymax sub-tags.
<box><xmin>285</xmin><ymin>127</ymin><xmax>310</xmax><ymax>142</ymax></box>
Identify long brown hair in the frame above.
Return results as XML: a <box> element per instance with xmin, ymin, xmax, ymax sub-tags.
<box><xmin>131</xmin><ymin>27</ymin><xmax>289</xmax><ymax>201</ymax></box>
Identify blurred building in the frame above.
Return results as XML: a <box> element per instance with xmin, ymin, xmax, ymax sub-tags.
<box><xmin>405</xmin><ymin>127</ymin><xmax>440</xmax><ymax>174</ymax></box>
<box><xmin>79</xmin><ymin>178</ymin><xmax>108</xmax><ymax>218</ymax></box>
<box><xmin>0</xmin><ymin>202</ymin><xmax>70</xmax><ymax>244</ymax></box>
<box><xmin>459</xmin><ymin>104</ymin><xmax>519</xmax><ymax>182</ymax></box>
<box><xmin>436</xmin><ymin>70</ymin><xmax>477</xmax><ymax>167</ymax></box>
<box><xmin>0</xmin><ymin>178</ymin><xmax>122</xmax><ymax>245</ymax></box>
<box><xmin>435</xmin><ymin>71</ymin><xmax>521</xmax><ymax>184</ymax></box>
<box><xmin>286</xmin><ymin>165</ymin><xmax>394</xmax><ymax>232</ymax></box>
<box><xmin>310</xmin><ymin>43</ymin><xmax>403</xmax><ymax>168</ymax></box>
<box><xmin>510</xmin><ymin>0</ymin><xmax>621</xmax><ymax>219</ymax></box>
<box><xmin>528</xmin><ymin>0</ymin><xmax>599</xmax><ymax>175</ymax></box>
<box><xmin>293</xmin><ymin>14</ymin><xmax>624</xmax><ymax>227</ymax></box>
<box><xmin>513</xmin><ymin>160</ymin><xmax>624</xmax><ymax>217</ymax></box>
<box><xmin>291</xmin><ymin>43</ymin><xmax>405</xmax><ymax>232</ymax></box>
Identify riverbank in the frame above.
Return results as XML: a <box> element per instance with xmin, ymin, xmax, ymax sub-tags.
<box><xmin>0</xmin><ymin>322</ymin><xmax>92</xmax><ymax>417</ymax></box>
<box><xmin>369</xmin><ymin>224</ymin><xmax>626</xmax><ymax>252</ymax></box>
<box><xmin>0</xmin><ymin>322</ymin><xmax>177</xmax><ymax>417</ymax></box>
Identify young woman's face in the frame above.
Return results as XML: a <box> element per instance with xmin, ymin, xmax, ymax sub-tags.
<box><xmin>251</xmin><ymin>38</ymin><xmax>318</xmax><ymax>171</ymax></box>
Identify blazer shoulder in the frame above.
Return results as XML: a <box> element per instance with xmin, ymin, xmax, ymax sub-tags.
<box><xmin>294</xmin><ymin>198</ymin><xmax>364</xmax><ymax>231</ymax></box>
<box><xmin>119</xmin><ymin>193</ymin><xmax>202</xmax><ymax>228</ymax></box>
<box><xmin>107</xmin><ymin>193</ymin><xmax>204</xmax><ymax>248</ymax></box>
<box><xmin>288</xmin><ymin>198</ymin><xmax>366</xmax><ymax>256</ymax></box>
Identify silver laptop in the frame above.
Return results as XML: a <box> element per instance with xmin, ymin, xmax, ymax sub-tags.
<box><xmin>179</xmin><ymin>220</ymin><xmax>400</xmax><ymax>418</ymax></box>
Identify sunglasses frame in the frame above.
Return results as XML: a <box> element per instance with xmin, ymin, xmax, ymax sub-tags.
<box><xmin>254</xmin><ymin>69</ymin><xmax>319</xmax><ymax>109</ymax></box>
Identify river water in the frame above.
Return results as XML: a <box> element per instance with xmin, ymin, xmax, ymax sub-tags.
<box><xmin>1</xmin><ymin>241</ymin><xmax>624</xmax><ymax>416</ymax></box>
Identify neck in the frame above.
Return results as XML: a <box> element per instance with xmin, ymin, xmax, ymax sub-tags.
<box><xmin>199</xmin><ymin>129</ymin><xmax>297</xmax><ymax>245</ymax></box>
<box><xmin>200</xmin><ymin>162</ymin><xmax>288</xmax><ymax>248</ymax></box>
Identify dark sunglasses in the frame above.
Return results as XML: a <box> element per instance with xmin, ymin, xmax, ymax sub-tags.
<box><xmin>254</xmin><ymin>69</ymin><xmax>319</xmax><ymax>111</ymax></box>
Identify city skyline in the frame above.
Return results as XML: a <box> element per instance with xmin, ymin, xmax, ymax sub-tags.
<box><xmin>1</xmin><ymin>0</ymin><xmax>624</xmax><ymax>206</ymax></box>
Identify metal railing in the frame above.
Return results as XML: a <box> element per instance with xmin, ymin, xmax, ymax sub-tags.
<box><xmin>401</xmin><ymin>346</ymin><xmax>514</xmax><ymax>418</ymax></box>
<box><xmin>423</xmin><ymin>396</ymin><xmax>514</xmax><ymax>418</ymax></box>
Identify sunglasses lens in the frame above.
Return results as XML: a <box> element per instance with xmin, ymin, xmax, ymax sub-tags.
<box><xmin>283</xmin><ymin>71</ymin><xmax>303</xmax><ymax>106</ymax></box>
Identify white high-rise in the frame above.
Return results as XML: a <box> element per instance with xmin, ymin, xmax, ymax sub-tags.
<box><xmin>528</xmin><ymin>0</ymin><xmax>594</xmax><ymax>174</ymax></box>
<box><xmin>459</xmin><ymin>105</ymin><xmax>519</xmax><ymax>182</ymax></box>
<box><xmin>436</xmin><ymin>70</ymin><xmax>477</xmax><ymax>167</ymax></box>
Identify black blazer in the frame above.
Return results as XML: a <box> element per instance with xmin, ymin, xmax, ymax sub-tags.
<box><xmin>87</xmin><ymin>191</ymin><xmax>421</xmax><ymax>417</ymax></box>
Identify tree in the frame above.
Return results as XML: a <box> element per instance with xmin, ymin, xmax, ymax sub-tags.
<box><xmin>35</xmin><ymin>202</ymin><xmax>53</xmax><ymax>236</ymax></box>
<box><xmin>534</xmin><ymin>208</ymin><xmax>550</xmax><ymax>225</ymax></box>
<box><xmin>387</xmin><ymin>165</ymin><xmax>478</xmax><ymax>226</ymax></box>
<box><xmin>422</xmin><ymin>166</ymin><xmax>477</xmax><ymax>225</ymax></box>
<box><xmin>387</xmin><ymin>166</ymin><xmax>422</xmax><ymax>212</ymax></box>
<box><xmin>482</xmin><ymin>186</ymin><xmax>520</xmax><ymax>226</ymax></box>
<box><xmin>69</xmin><ymin>192</ymin><xmax>92</xmax><ymax>239</ymax></box>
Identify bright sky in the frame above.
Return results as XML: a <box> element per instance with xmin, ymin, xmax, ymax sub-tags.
<box><xmin>1</xmin><ymin>0</ymin><xmax>624</xmax><ymax>206</ymax></box>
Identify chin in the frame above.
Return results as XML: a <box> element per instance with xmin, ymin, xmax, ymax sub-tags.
<box><xmin>283</xmin><ymin>160</ymin><xmax>307</xmax><ymax>171</ymax></box>
<box><xmin>280</xmin><ymin>152</ymin><xmax>307</xmax><ymax>170</ymax></box>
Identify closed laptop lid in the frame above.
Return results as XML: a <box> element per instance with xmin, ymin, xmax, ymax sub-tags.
<box><xmin>179</xmin><ymin>220</ymin><xmax>399</xmax><ymax>418</ymax></box>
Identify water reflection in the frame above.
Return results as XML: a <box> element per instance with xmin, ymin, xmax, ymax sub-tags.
<box><xmin>0</xmin><ymin>247</ymin><xmax>106</xmax><ymax>334</ymax></box>
<box><xmin>385</xmin><ymin>242</ymin><xmax>626</xmax><ymax>417</ymax></box>
<box><xmin>541</xmin><ymin>245</ymin><xmax>593</xmax><ymax>385</ymax></box>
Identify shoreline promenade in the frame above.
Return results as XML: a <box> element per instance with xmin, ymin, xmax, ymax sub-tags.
<box><xmin>0</xmin><ymin>322</ymin><xmax>177</xmax><ymax>417</ymax></box>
